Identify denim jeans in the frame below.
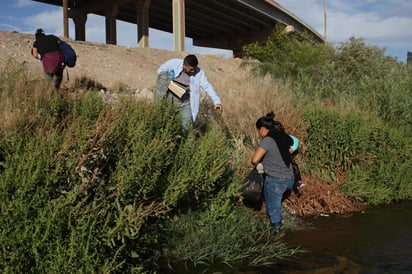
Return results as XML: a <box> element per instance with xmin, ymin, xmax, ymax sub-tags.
<box><xmin>156</xmin><ymin>72</ymin><xmax>192</xmax><ymax>133</ymax></box>
<box><xmin>263</xmin><ymin>175</ymin><xmax>294</xmax><ymax>227</ymax></box>
<box><xmin>286</xmin><ymin>174</ymin><xmax>295</xmax><ymax>190</ymax></box>
<box><xmin>155</xmin><ymin>72</ymin><xmax>169</xmax><ymax>103</ymax></box>
<box><xmin>180</xmin><ymin>103</ymin><xmax>193</xmax><ymax>134</ymax></box>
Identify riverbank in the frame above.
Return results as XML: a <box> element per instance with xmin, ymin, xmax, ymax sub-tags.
<box><xmin>0</xmin><ymin>29</ymin><xmax>366</xmax><ymax>217</ymax></box>
<box><xmin>2</xmin><ymin>28</ymin><xmax>410</xmax><ymax>273</ymax></box>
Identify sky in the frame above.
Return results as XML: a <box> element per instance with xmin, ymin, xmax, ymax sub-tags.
<box><xmin>0</xmin><ymin>0</ymin><xmax>411</xmax><ymax>62</ymax></box>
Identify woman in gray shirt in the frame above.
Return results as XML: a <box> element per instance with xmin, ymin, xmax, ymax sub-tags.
<box><xmin>251</xmin><ymin>112</ymin><xmax>294</xmax><ymax>232</ymax></box>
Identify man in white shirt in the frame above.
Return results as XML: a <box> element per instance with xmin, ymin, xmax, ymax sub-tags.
<box><xmin>156</xmin><ymin>54</ymin><xmax>222</xmax><ymax>132</ymax></box>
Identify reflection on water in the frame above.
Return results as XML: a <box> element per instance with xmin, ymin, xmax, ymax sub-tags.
<box><xmin>159</xmin><ymin>202</ymin><xmax>412</xmax><ymax>273</ymax></box>
<box><xmin>268</xmin><ymin>201</ymin><xmax>412</xmax><ymax>273</ymax></box>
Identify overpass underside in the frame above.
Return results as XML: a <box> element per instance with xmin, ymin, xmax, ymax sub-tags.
<box><xmin>32</xmin><ymin>0</ymin><xmax>323</xmax><ymax>57</ymax></box>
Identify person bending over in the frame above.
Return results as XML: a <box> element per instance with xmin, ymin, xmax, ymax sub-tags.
<box><xmin>156</xmin><ymin>54</ymin><xmax>222</xmax><ymax>133</ymax></box>
<box><xmin>31</xmin><ymin>28</ymin><xmax>65</xmax><ymax>89</ymax></box>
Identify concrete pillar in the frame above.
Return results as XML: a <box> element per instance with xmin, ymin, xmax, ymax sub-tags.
<box><xmin>73</xmin><ymin>14</ymin><xmax>87</xmax><ymax>41</ymax></box>
<box><xmin>63</xmin><ymin>0</ymin><xmax>69</xmax><ymax>38</ymax></box>
<box><xmin>105</xmin><ymin>4</ymin><xmax>119</xmax><ymax>45</ymax></box>
<box><xmin>172</xmin><ymin>0</ymin><xmax>185</xmax><ymax>52</ymax></box>
<box><xmin>135</xmin><ymin>0</ymin><xmax>151</xmax><ymax>48</ymax></box>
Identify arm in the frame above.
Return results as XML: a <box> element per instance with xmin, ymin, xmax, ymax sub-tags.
<box><xmin>157</xmin><ymin>58</ymin><xmax>181</xmax><ymax>75</ymax></box>
<box><xmin>31</xmin><ymin>47</ymin><xmax>39</xmax><ymax>59</ymax></box>
<box><xmin>156</xmin><ymin>59</ymin><xmax>180</xmax><ymax>102</ymax></box>
<box><xmin>157</xmin><ymin>60</ymin><xmax>171</xmax><ymax>74</ymax></box>
<box><xmin>199</xmin><ymin>70</ymin><xmax>222</xmax><ymax>111</ymax></box>
<box><xmin>251</xmin><ymin>146</ymin><xmax>266</xmax><ymax>167</ymax></box>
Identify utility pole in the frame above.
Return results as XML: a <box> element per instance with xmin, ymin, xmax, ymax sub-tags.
<box><xmin>324</xmin><ymin>0</ymin><xmax>327</xmax><ymax>42</ymax></box>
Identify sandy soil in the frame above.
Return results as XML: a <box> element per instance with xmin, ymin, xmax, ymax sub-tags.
<box><xmin>0</xmin><ymin>30</ymin><xmax>244</xmax><ymax>92</ymax></box>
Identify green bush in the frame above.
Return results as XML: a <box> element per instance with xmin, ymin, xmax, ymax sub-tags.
<box><xmin>164</xmin><ymin>129</ymin><xmax>231</xmax><ymax>207</ymax></box>
<box><xmin>243</xmin><ymin>25</ymin><xmax>333</xmax><ymax>79</ymax></box>
<box><xmin>303</xmin><ymin>108</ymin><xmax>368</xmax><ymax>175</ymax></box>
<box><xmin>244</xmin><ymin>32</ymin><xmax>411</xmax><ymax>129</ymax></box>
<box><xmin>303</xmin><ymin>107</ymin><xmax>412</xmax><ymax>204</ymax></box>
<box><xmin>289</xmin><ymin>37</ymin><xmax>411</xmax><ymax>126</ymax></box>
<box><xmin>244</xmin><ymin>29</ymin><xmax>412</xmax><ymax>206</ymax></box>
<box><xmin>341</xmin><ymin>127</ymin><xmax>412</xmax><ymax>204</ymax></box>
<box><xmin>2</xmin><ymin>67</ymin><xmax>297</xmax><ymax>272</ymax></box>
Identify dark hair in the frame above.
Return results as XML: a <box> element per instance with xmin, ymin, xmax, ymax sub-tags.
<box><xmin>256</xmin><ymin>111</ymin><xmax>293</xmax><ymax>168</ymax></box>
<box><xmin>255</xmin><ymin>111</ymin><xmax>275</xmax><ymax>129</ymax></box>
<box><xmin>184</xmin><ymin>54</ymin><xmax>198</xmax><ymax>67</ymax></box>
<box><xmin>35</xmin><ymin>28</ymin><xmax>45</xmax><ymax>39</ymax></box>
<box><xmin>273</xmin><ymin>120</ymin><xmax>285</xmax><ymax>132</ymax></box>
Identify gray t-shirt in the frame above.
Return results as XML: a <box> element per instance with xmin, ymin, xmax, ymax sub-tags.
<box><xmin>175</xmin><ymin>70</ymin><xmax>190</xmax><ymax>86</ymax></box>
<box><xmin>259</xmin><ymin>136</ymin><xmax>293</xmax><ymax>178</ymax></box>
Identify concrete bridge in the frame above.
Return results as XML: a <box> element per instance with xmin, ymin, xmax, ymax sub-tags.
<box><xmin>33</xmin><ymin>0</ymin><xmax>324</xmax><ymax>57</ymax></box>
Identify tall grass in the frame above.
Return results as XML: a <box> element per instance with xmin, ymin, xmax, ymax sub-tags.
<box><xmin>0</xmin><ymin>61</ymin><xmax>299</xmax><ymax>273</ymax></box>
<box><xmin>303</xmin><ymin>107</ymin><xmax>412</xmax><ymax>204</ymax></box>
<box><xmin>161</xmin><ymin>207</ymin><xmax>301</xmax><ymax>273</ymax></box>
<box><xmin>243</xmin><ymin>28</ymin><xmax>412</xmax><ymax>205</ymax></box>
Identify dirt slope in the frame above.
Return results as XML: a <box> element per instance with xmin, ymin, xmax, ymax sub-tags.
<box><xmin>0</xmin><ymin>30</ymin><xmax>244</xmax><ymax>91</ymax></box>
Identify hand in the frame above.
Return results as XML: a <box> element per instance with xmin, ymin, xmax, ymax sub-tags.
<box><xmin>256</xmin><ymin>163</ymin><xmax>264</xmax><ymax>174</ymax></box>
<box><xmin>214</xmin><ymin>104</ymin><xmax>222</xmax><ymax>112</ymax></box>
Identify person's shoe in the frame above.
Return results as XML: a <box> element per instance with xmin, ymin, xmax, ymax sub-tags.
<box><xmin>297</xmin><ymin>181</ymin><xmax>306</xmax><ymax>188</ymax></box>
<box><xmin>271</xmin><ymin>223</ymin><xmax>283</xmax><ymax>234</ymax></box>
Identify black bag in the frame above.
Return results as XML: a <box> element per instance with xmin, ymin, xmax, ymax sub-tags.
<box><xmin>242</xmin><ymin>169</ymin><xmax>264</xmax><ymax>204</ymax></box>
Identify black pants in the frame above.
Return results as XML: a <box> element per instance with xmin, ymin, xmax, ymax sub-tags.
<box><xmin>46</xmin><ymin>69</ymin><xmax>63</xmax><ymax>89</ymax></box>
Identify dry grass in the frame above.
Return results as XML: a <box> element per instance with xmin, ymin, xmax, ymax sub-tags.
<box><xmin>1</xmin><ymin>64</ymin><xmax>48</xmax><ymax>136</ymax></box>
<box><xmin>218</xmin><ymin>71</ymin><xmax>304</xmax><ymax>139</ymax></box>
<box><xmin>211</xmin><ymin>68</ymin><xmax>301</xmax><ymax>169</ymax></box>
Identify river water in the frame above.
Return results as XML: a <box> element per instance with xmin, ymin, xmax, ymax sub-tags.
<box><xmin>265</xmin><ymin>200</ymin><xmax>412</xmax><ymax>273</ymax></box>
<box><xmin>160</xmin><ymin>201</ymin><xmax>412</xmax><ymax>273</ymax></box>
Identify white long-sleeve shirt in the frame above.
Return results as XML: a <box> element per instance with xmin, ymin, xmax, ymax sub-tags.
<box><xmin>157</xmin><ymin>58</ymin><xmax>221</xmax><ymax>121</ymax></box>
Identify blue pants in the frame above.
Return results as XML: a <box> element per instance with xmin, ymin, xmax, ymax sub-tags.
<box><xmin>263</xmin><ymin>175</ymin><xmax>294</xmax><ymax>227</ymax></box>
<box><xmin>180</xmin><ymin>103</ymin><xmax>193</xmax><ymax>133</ymax></box>
<box><xmin>156</xmin><ymin>72</ymin><xmax>193</xmax><ymax>133</ymax></box>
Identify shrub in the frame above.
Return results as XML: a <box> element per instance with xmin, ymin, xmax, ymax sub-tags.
<box><xmin>303</xmin><ymin>107</ymin><xmax>412</xmax><ymax>204</ymax></box>
<box><xmin>243</xmin><ymin>25</ymin><xmax>333</xmax><ymax>79</ymax></box>
<box><xmin>2</xmin><ymin>65</ymin><xmax>291</xmax><ymax>272</ymax></box>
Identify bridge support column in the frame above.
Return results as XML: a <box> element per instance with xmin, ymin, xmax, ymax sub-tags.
<box><xmin>73</xmin><ymin>14</ymin><xmax>87</xmax><ymax>41</ymax></box>
<box><xmin>105</xmin><ymin>4</ymin><xmax>119</xmax><ymax>45</ymax></box>
<box><xmin>135</xmin><ymin>0</ymin><xmax>151</xmax><ymax>48</ymax></box>
<box><xmin>63</xmin><ymin>0</ymin><xmax>69</xmax><ymax>38</ymax></box>
<box><xmin>172</xmin><ymin>0</ymin><xmax>185</xmax><ymax>52</ymax></box>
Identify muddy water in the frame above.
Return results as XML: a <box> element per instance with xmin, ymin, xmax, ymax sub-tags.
<box><xmin>160</xmin><ymin>201</ymin><xmax>412</xmax><ymax>273</ymax></box>
<box><xmin>268</xmin><ymin>201</ymin><xmax>412</xmax><ymax>273</ymax></box>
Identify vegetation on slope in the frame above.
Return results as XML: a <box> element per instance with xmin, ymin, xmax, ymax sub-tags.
<box><xmin>1</xmin><ymin>26</ymin><xmax>411</xmax><ymax>272</ymax></box>
<box><xmin>244</xmin><ymin>26</ymin><xmax>412</xmax><ymax>206</ymax></box>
